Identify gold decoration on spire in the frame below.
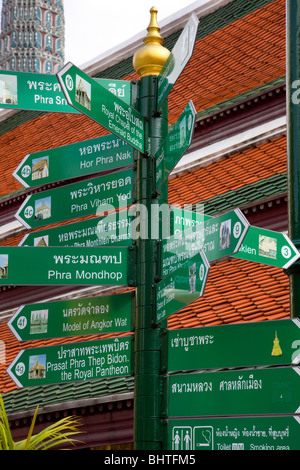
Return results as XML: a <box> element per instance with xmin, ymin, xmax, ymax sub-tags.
<box><xmin>133</xmin><ymin>7</ymin><xmax>170</xmax><ymax>77</ymax></box>
<box><xmin>271</xmin><ymin>331</ymin><xmax>283</xmax><ymax>356</ymax></box>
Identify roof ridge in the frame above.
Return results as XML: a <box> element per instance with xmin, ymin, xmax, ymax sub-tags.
<box><xmin>191</xmin><ymin>172</ymin><xmax>287</xmax><ymax>215</ymax></box>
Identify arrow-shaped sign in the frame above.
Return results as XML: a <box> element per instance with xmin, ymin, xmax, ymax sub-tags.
<box><xmin>162</xmin><ymin>209</ymin><xmax>249</xmax><ymax>278</ymax></box>
<box><xmin>7</xmin><ymin>336</ymin><xmax>132</xmax><ymax>388</ymax></box>
<box><xmin>156</xmin><ymin>13</ymin><xmax>199</xmax><ymax>110</ymax></box>
<box><xmin>169</xmin><ymin>206</ymin><xmax>300</xmax><ymax>270</ymax></box>
<box><xmin>156</xmin><ymin>250</ymin><xmax>209</xmax><ymax>324</ymax></box>
<box><xmin>15</xmin><ymin>168</ymin><xmax>133</xmax><ymax>229</ymax></box>
<box><xmin>155</xmin><ymin>100</ymin><xmax>196</xmax><ymax>191</ymax></box>
<box><xmin>168</xmin><ymin>367</ymin><xmax>300</xmax><ymax>417</ymax></box>
<box><xmin>0</xmin><ymin>246</ymin><xmax>129</xmax><ymax>286</ymax></box>
<box><xmin>167</xmin><ymin>318</ymin><xmax>300</xmax><ymax>371</ymax></box>
<box><xmin>57</xmin><ymin>63</ymin><xmax>145</xmax><ymax>152</ymax></box>
<box><xmin>13</xmin><ymin>134</ymin><xmax>133</xmax><ymax>188</ymax></box>
<box><xmin>233</xmin><ymin>225</ymin><xmax>300</xmax><ymax>269</ymax></box>
<box><xmin>18</xmin><ymin>210</ymin><xmax>132</xmax><ymax>248</ymax></box>
<box><xmin>8</xmin><ymin>292</ymin><xmax>133</xmax><ymax>341</ymax></box>
<box><xmin>0</xmin><ymin>70</ymin><xmax>131</xmax><ymax>113</ymax></box>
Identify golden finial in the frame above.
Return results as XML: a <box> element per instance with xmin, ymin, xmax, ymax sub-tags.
<box><xmin>271</xmin><ymin>331</ymin><xmax>283</xmax><ymax>356</ymax></box>
<box><xmin>133</xmin><ymin>7</ymin><xmax>170</xmax><ymax>77</ymax></box>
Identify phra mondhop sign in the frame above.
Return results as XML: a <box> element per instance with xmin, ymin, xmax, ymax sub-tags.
<box><xmin>0</xmin><ymin>246</ymin><xmax>129</xmax><ymax>286</ymax></box>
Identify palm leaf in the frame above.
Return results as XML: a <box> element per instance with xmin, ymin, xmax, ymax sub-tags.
<box><xmin>22</xmin><ymin>405</ymin><xmax>39</xmax><ymax>450</ymax></box>
<box><xmin>16</xmin><ymin>414</ymin><xmax>83</xmax><ymax>450</ymax></box>
<box><xmin>0</xmin><ymin>394</ymin><xmax>15</xmax><ymax>450</ymax></box>
<box><xmin>0</xmin><ymin>393</ymin><xmax>84</xmax><ymax>450</ymax></box>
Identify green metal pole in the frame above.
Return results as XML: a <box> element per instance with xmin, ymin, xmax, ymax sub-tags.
<box><xmin>286</xmin><ymin>0</ymin><xmax>300</xmax><ymax>318</ymax></box>
<box><xmin>133</xmin><ymin>75</ymin><xmax>168</xmax><ymax>450</ymax></box>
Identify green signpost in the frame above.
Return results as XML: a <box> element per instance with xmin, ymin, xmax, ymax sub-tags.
<box><xmin>6</xmin><ymin>8</ymin><xmax>300</xmax><ymax>452</ymax></box>
<box><xmin>156</xmin><ymin>250</ymin><xmax>209</xmax><ymax>324</ymax></box>
<box><xmin>167</xmin><ymin>318</ymin><xmax>300</xmax><ymax>371</ymax></box>
<box><xmin>15</xmin><ymin>167</ymin><xmax>133</xmax><ymax>229</ymax></box>
<box><xmin>168</xmin><ymin>416</ymin><xmax>300</xmax><ymax>450</ymax></box>
<box><xmin>13</xmin><ymin>134</ymin><xmax>133</xmax><ymax>188</ymax></box>
<box><xmin>156</xmin><ymin>14</ymin><xmax>199</xmax><ymax>110</ymax></box>
<box><xmin>19</xmin><ymin>210</ymin><xmax>132</xmax><ymax>248</ymax></box>
<box><xmin>0</xmin><ymin>70</ymin><xmax>131</xmax><ymax>112</ymax></box>
<box><xmin>168</xmin><ymin>366</ymin><xmax>300</xmax><ymax>417</ymax></box>
<box><xmin>7</xmin><ymin>336</ymin><xmax>132</xmax><ymax>388</ymax></box>
<box><xmin>0</xmin><ymin>246</ymin><xmax>129</xmax><ymax>286</ymax></box>
<box><xmin>57</xmin><ymin>63</ymin><xmax>145</xmax><ymax>152</ymax></box>
<box><xmin>155</xmin><ymin>101</ymin><xmax>196</xmax><ymax>190</ymax></box>
<box><xmin>161</xmin><ymin>209</ymin><xmax>249</xmax><ymax>277</ymax></box>
<box><xmin>8</xmin><ymin>292</ymin><xmax>133</xmax><ymax>341</ymax></box>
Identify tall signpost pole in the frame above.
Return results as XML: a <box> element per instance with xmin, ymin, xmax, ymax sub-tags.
<box><xmin>132</xmin><ymin>8</ymin><xmax>170</xmax><ymax>450</ymax></box>
<box><xmin>286</xmin><ymin>0</ymin><xmax>300</xmax><ymax>318</ymax></box>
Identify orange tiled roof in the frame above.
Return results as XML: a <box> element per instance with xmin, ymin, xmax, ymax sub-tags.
<box><xmin>121</xmin><ymin>0</ymin><xmax>285</xmax><ymax>123</ymax></box>
<box><xmin>168</xmin><ymin>135</ymin><xmax>286</xmax><ymax>206</ymax></box>
<box><xmin>168</xmin><ymin>0</ymin><xmax>285</xmax><ymax>122</ymax></box>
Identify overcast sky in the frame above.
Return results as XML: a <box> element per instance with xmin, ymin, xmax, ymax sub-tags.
<box><xmin>0</xmin><ymin>0</ymin><xmax>200</xmax><ymax>66</ymax></box>
<box><xmin>64</xmin><ymin>0</ymin><xmax>198</xmax><ymax>66</ymax></box>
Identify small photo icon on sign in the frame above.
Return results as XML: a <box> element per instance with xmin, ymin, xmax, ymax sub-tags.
<box><xmin>28</xmin><ymin>354</ymin><xmax>46</xmax><ymax>380</ymax></box>
<box><xmin>0</xmin><ymin>254</ymin><xmax>8</xmax><ymax>279</ymax></box>
<box><xmin>75</xmin><ymin>75</ymin><xmax>91</xmax><ymax>110</ymax></box>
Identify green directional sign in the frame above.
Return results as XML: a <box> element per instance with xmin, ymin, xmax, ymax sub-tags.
<box><xmin>8</xmin><ymin>292</ymin><xmax>133</xmax><ymax>341</ymax></box>
<box><xmin>161</xmin><ymin>209</ymin><xmax>249</xmax><ymax>277</ymax></box>
<box><xmin>15</xmin><ymin>168</ymin><xmax>133</xmax><ymax>229</ymax></box>
<box><xmin>233</xmin><ymin>225</ymin><xmax>300</xmax><ymax>269</ymax></box>
<box><xmin>7</xmin><ymin>336</ymin><xmax>132</xmax><ymax>388</ymax></box>
<box><xmin>156</xmin><ymin>14</ymin><xmax>199</xmax><ymax>110</ymax></box>
<box><xmin>170</xmin><ymin>205</ymin><xmax>209</xmax><ymax>234</ymax></box>
<box><xmin>155</xmin><ymin>101</ymin><xmax>196</xmax><ymax>190</ymax></box>
<box><xmin>156</xmin><ymin>250</ymin><xmax>209</xmax><ymax>324</ymax></box>
<box><xmin>168</xmin><ymin>416</ymin><xmax>300</xmax><ymax>450</ymax></box>
<box><xmin>167</xmin><ymin>318</ymin><xmax>300</xmax><ymax>371</ymax></box>
<box><xmin>19</xmin><ymin>210</ymin><xmax>132</xmax><ymax>248</ymax></box>
<box><xmin>0</xmin><ymin>70</ymin><xmax>131</xmax><ymax>112</ymax></box>
<box><xmin>96</xmin><ymin>78</ymin><xmax>131</xmax><ymax>105</ymax></box>
<box><xmin>0</xmin><ymin>246</ymin><xmax>129</xmax><ymax>286</ymax></box>
<box><xmin>169</xmin><ymin>207</ymin><xmax>300</xmax><ymax>269</ymax></box>
<box><xmin>168</xmin><ymin>366</ymin><xmax>300</xmax><ymax>417</ymax></box>
<box><xmin>13</xmin><ymin>134</ymin><xmax>133</xmax><ymax>188</ymax></box>
<box><xmin>57</xmin><ymin>63</ymin><xmax>145</xmax><ymax>152</ymax></box>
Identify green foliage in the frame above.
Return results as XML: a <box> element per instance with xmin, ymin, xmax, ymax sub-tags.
<box><xmin>0</xmin><ymin>393</ymin><xmax>83</xmax><ymax>450</ymax></box>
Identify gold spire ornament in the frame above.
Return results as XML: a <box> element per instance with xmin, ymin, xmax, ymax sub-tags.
<box><xmin>133</xmin><ymin>7</ymin><xmax>170</xmax><ymax>77</ymax></box>
<box><xmin>271</xmin><ymin>331</ymin><xmax>283</xmax><ymax>356</ymax></box>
